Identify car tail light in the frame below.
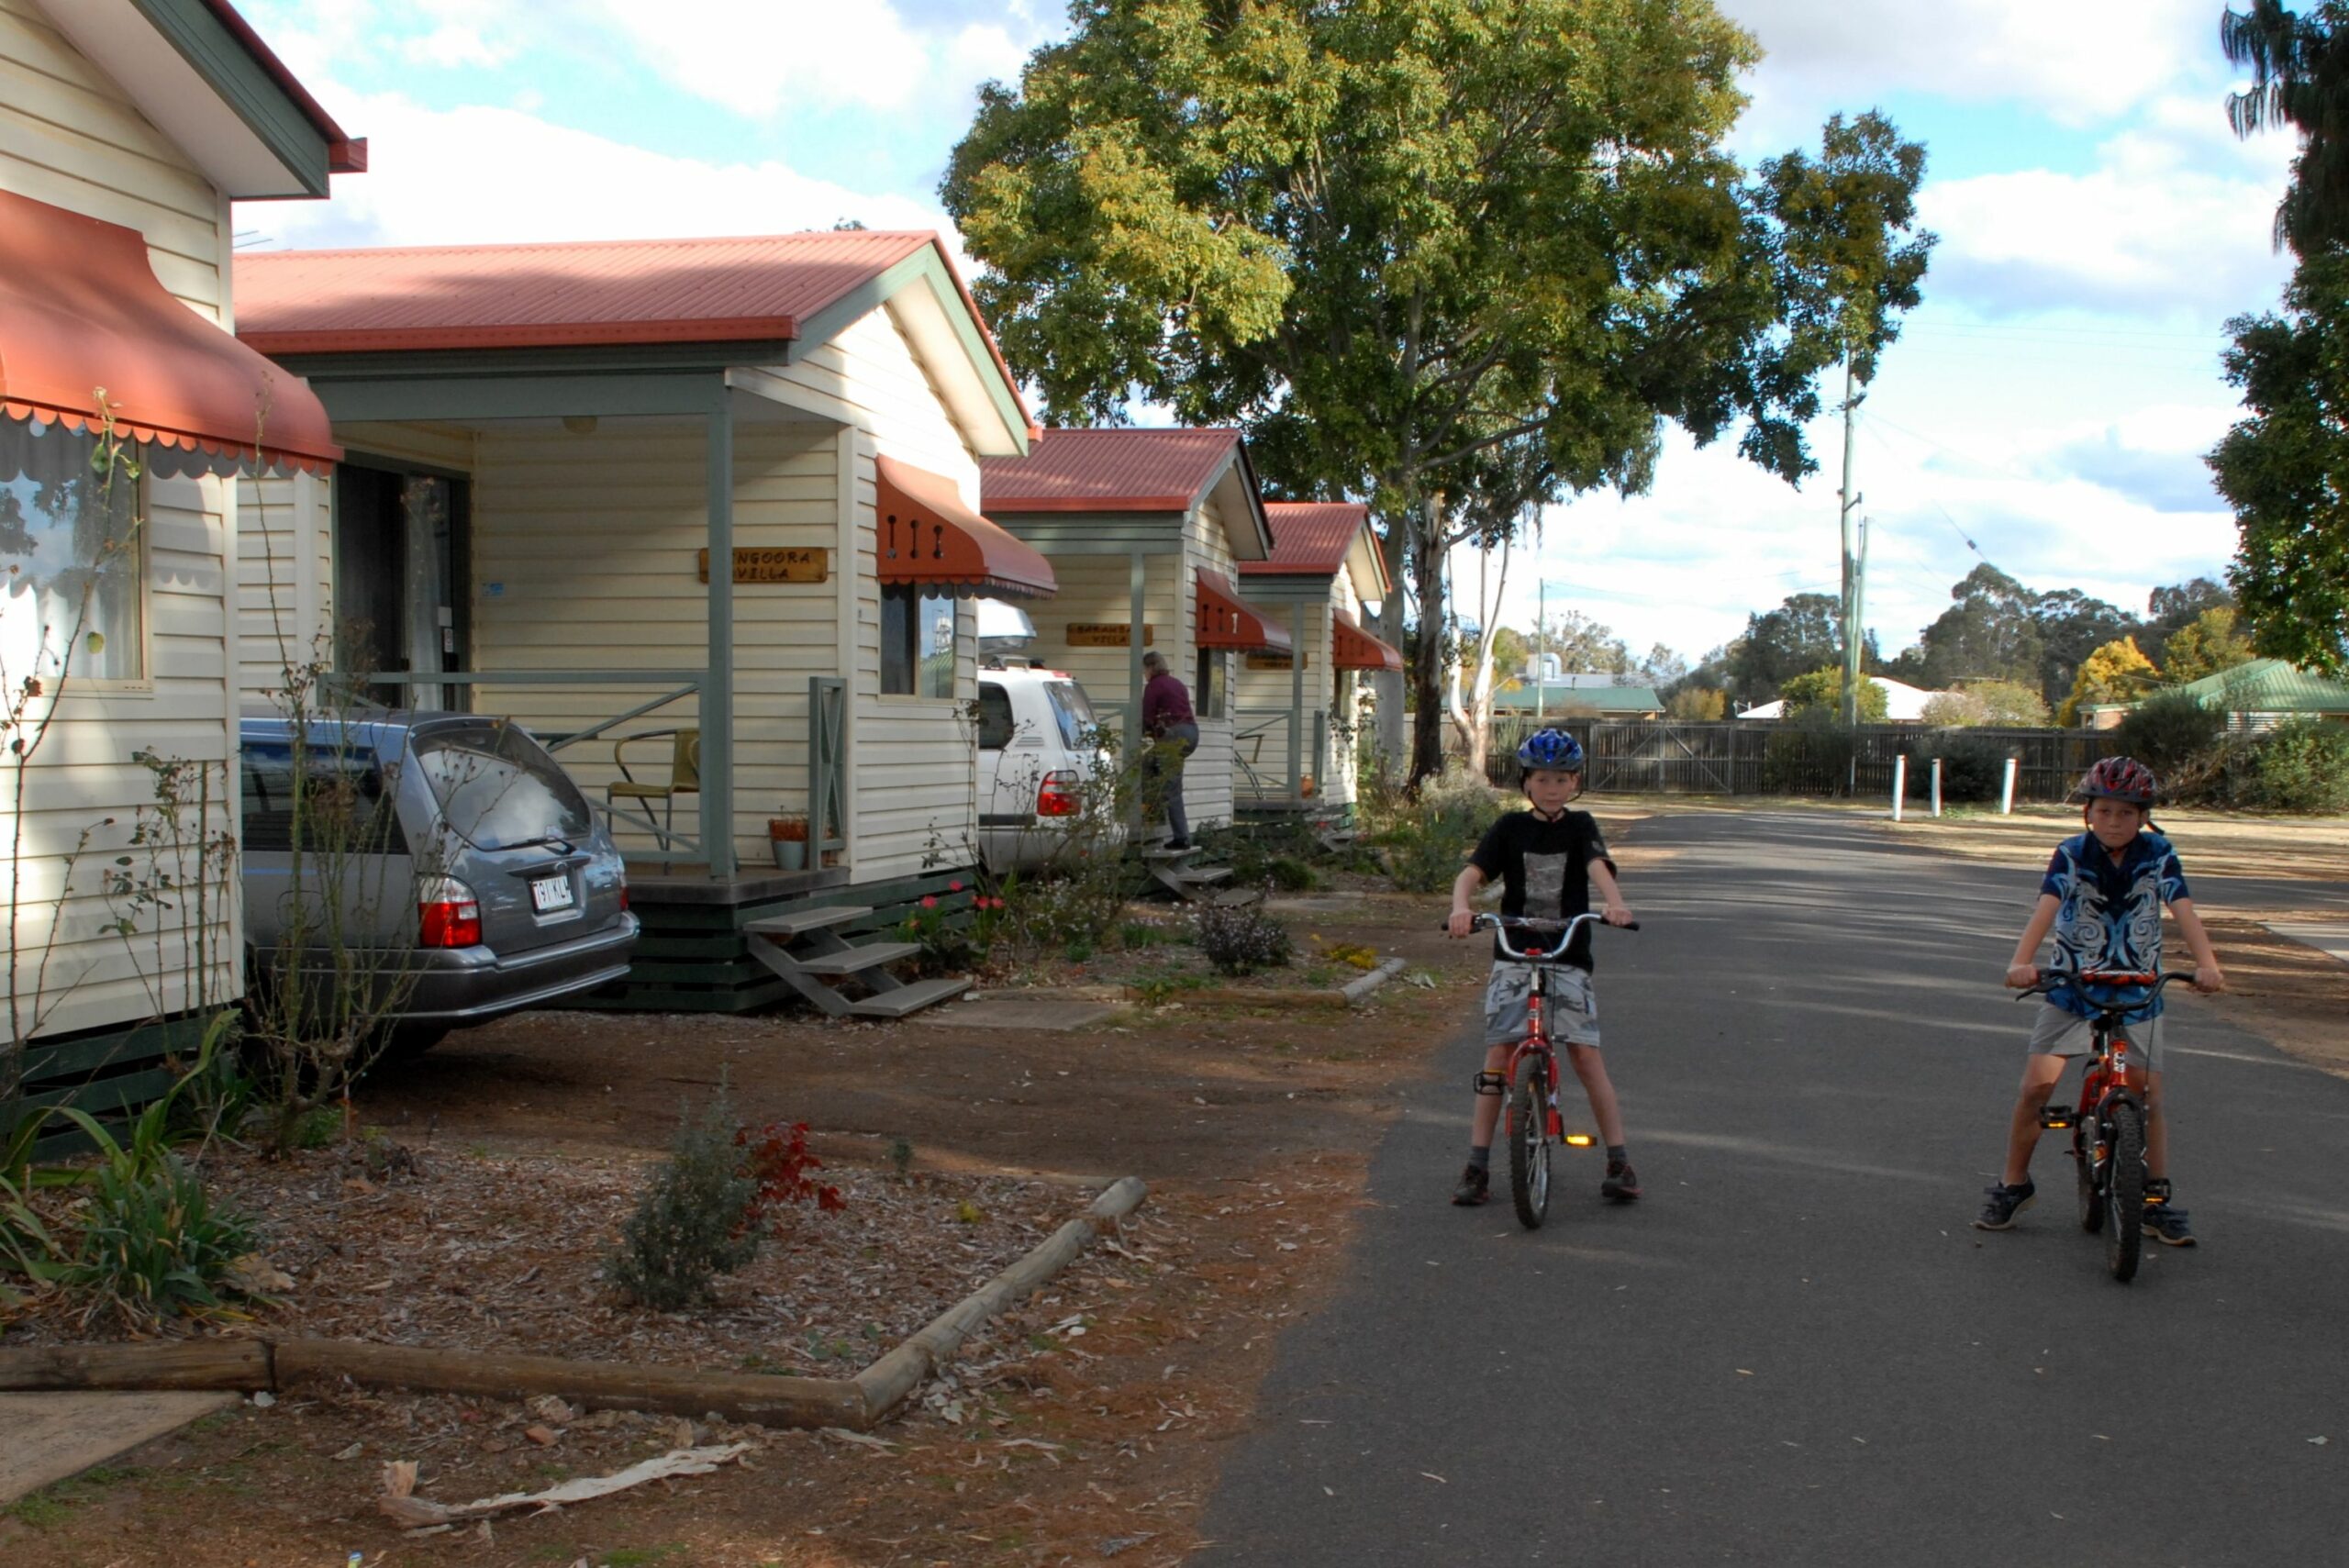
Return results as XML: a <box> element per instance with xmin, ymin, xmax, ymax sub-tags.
<box><xmin>418</xmin><ymin>875</ymin><xmax>483</xmax><ymax>949</ymax></box>
<box><xmin>617</xmin><ymin>880</ymin><xmax>629</xmax><ymax>912</ymax></box>
<box><xmin>1037</xmin><ymin>770</ymin><xmax>1080</xmax><ymax>817</ymax></box>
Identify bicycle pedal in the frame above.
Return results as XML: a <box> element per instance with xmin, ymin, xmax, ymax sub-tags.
<box><xmin>2038</xmin><ymin>1107</ymin><xmax>2077</xmax><ymax>1129</ymax></box>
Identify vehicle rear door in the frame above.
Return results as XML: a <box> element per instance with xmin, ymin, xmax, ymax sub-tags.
<box><xmin>406</xmin><ymin>718</ymin><xmax>613</xmax><ymax>959</ymax></box>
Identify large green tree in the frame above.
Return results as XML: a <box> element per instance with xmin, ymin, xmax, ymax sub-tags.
<box><xmin>2209</xmin><ymin>254</ymin><xmax>2349</xmax><ymax>673</ymax></box>
<box><xmin>1726</xmin><ymin>590</ymin><xmax>1844</xmax><ymax>701</ymax></box>
<box><xmin>2214</xmin><ymin>7</ymin><xmax>2349</xmax><ymax>672</ymax></box>
<box><xmin>943</xmin><ymin>0</ymin><xmax>1929</xmax><ymax>782</ymax></box>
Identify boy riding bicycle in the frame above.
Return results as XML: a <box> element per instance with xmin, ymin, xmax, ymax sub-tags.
<box><xmin>1974</xmin><ymin>756</ymin><xmax>2224</xmax><ymax>1244</ymax></box>
<box><xmin>1445</xmin><ymin>728</ymin><xmax>1636</xmax><ymax>1207</ymax></box>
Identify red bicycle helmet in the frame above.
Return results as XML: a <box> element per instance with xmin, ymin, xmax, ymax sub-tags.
<box><xmin>2073</xmin><ymin>755</ymin><xmax>2157</xmax><ymax>805</ymax></box>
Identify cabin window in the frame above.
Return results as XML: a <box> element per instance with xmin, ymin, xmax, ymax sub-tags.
<box><xmin>882</xmin><ymin>584</ymin><xmax>957</xmax><ymax>698</ymax></box>
<box><xmin>0</xmin><ymin>417</ymin><xmax>145</xmax><ymax>684</ymax></box>
<box><xmin>1196</xmin><ymin>648</ymin><xmax>1230</xmax><ymax>719</ymax></box>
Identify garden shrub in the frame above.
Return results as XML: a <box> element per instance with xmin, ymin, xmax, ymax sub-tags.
<box><xmin>1192</xmin><ymin>897</ymin><xmax>1294</xmax><ymax>974</ymax></box>
<box><xmin>1906</xmin><ymin>732</ymin><xmax>2010</xmax><ymax>803</ymax></box>
<box><xmin>2116</xmin><ymin>693</ymin><xmax>2223</xmax><ymax>774</ymax></box>
<box><xmin>1364</xmin><ymin>763</ymin><xmax>1494</xmax><ymax>893</ymax></box>
<box><xmin>56</xmin><ymin>1153</ymin><xmax>258</xmax><ymax>1329</ymax></box>
<box><xmin>610</xmin><ymin>1087</ymin><xmax>760</xmax><ymax>1310</ymax></box>
<box><xmin>1762</xmin><ymin>711</ymin><xmax>1856</xmax><ymax>794</ymax></box>
<box><xmin>2245</xmin><ymin>720</ymin><xmax>2349</xmax><ymax>812</ymax></box>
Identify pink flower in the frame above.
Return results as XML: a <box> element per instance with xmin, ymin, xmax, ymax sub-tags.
<box><xmin>950</xmin><ymin>880</ymin><xmax>964</xmax><ymax>893</ymax></box>
<box><xmin>920</xmin><ymin>895</ymin><xmax>938</xmax><ymax>909</ymax></box>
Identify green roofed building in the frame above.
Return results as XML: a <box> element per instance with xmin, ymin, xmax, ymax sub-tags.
<box><xmin>2086</xmin><ymin>659</ymin><xmax>2349</xmax><ymax>730</ymax></box>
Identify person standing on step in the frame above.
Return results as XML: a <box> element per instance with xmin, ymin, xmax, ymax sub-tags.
<box><xmin>1141</xmin><ymin>650</ymin><xmax>1199</xmax><ymax>851</ymax></box>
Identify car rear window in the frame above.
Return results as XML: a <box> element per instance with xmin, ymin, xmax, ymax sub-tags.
<box><xmin>240</xmin><ymin>740</ymin><xmax>406</xmax><ymax>855</ymax></box>
<box><xmin>410</xmin><ymin>720</ymin><xmax>594</xmax><ymax>851</ymax></box>
<box><xmin>1045</xmin><ymin>682</ymin><xmax>1096</xmax><ymax>751</ymax></box>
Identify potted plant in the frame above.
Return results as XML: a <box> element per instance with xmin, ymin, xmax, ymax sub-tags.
<box><xmin>768</xmin><ymin>815</ymin><xmax>809</xmax><ymax>871</ymax></box>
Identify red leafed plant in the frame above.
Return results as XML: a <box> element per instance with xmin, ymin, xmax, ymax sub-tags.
<box><xmin>734</xmin><ymin>1120</ymin><xmax>844</xmax><ymax>1232</ymax></box>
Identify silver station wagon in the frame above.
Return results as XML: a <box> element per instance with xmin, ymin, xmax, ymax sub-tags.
<box><xmin>239</xmin><ymin>711</ymin><xmax>639</xmax><ymax>1058</ymax></box>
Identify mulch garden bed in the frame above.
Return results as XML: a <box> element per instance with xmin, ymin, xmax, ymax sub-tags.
<box><xmin>3</xmin><ymin>1139</ymin><xmax>1097</xmax><ymax>1381</ymax></box>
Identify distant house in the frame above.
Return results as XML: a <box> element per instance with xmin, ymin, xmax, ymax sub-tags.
<box><xmin>2084</xmin><ymin>659</ymin><xmax>2349</xmax><ymax>730</ymax></box>
<box><xmin>1737</xmin><ymin>676</ymin><xmax>1940</xmax><ymax>722</ymax></box>
<box><xmin>1497</xmin><ymin>682</ymin><xmax>1664</xmax><ymax>720</ymax></box>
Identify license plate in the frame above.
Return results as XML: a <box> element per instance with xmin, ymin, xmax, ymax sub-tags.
<box><xmin>530</xmin><ymin>874</ymin><xmax>575</xmax><ymax>914</ymax></box>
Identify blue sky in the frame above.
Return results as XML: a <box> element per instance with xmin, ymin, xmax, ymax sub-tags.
<box><xmin>235</xmin><ymin>0</ymin><xmax>2297</xmax><ymax>670</ymax></box>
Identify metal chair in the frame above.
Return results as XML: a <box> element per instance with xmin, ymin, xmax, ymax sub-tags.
<box><xmin>607</xmin><ymin>728</ymin><xmax>700</xmax><ymax>863</ymax></box>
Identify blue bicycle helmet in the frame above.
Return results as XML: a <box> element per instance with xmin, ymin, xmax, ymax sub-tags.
<box><xmin>1515</xmin><ymin>727</ymin><xmax>1585</xmax><ymax>774</ymax></box>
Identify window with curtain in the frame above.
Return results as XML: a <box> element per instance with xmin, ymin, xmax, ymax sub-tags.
<box><xmin>0</xmin><ymin>417</ymin><xmax>144</xmax><ymax>684</ymax></box>
<box><xmin>1196</xmin><ymin>648</ymin><xmax>1229</xmax><ymax>718</ymax></box>
<box><xmin>882</xmin><ymin>584</ymin><xmax>957</xmax><ymax>698</ymax></box>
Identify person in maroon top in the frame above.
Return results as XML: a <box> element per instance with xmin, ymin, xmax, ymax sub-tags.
<box><xmin>1141</xmin><ymin>650</ymin><xmax>1200</xmax><ymax>848</ymax></box>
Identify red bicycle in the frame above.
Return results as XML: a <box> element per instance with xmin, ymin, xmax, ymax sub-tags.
<box><xmin>2018</xmin><ymin>969</ymin><xmax>2180</xmax><ymax>1283</ymax></box>
<box><xmin>1470</xmin><ymin>912</ymin><xmax>1637</xmax><ymax>1229</ymax></box>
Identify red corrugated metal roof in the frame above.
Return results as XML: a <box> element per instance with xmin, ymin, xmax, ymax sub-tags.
<box><xmin>234</xmin><ymin>231</ymin><xmax>940</xmax><ymax>354</ymax></box>
<box><xmin>979</xmin><ymin>427</ymin><xmax>1245</xmax><ymax>512</ymax></box>
<box><xmin>0</xmin><ymin>191</ymin><xmax>338</xmax><ymax>473</ymax></box>
<box><xmin>1242</xmin><ymin>502</ymin><xmax>1369</xmax><ymax>575</ymax></box>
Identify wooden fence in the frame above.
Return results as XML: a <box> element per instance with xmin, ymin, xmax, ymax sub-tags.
<box><xmin>1478</xmin><ymin>717</ymin><xmax>2120</xmax><ymax>803</ymax></box>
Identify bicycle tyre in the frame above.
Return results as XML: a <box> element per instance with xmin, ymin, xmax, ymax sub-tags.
<box><xmin>1508</xmin><ymin>1062</ymin><xmax>1551</xmax><ymax>1230</ymax></box>
<box><xmin>2074</xmin><ymin>1117</ymin><xmax>2102</xmax><ymax>1233</ymax></box>
<box><xmin>2104</xmin><ymin>1101</ymin><xmax>2145</xmax><ymax>1283</ymax></box>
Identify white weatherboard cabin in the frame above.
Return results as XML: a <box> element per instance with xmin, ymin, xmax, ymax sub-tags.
<box><xmin>233</xmin><ymin>233</ymin><xmax>1055</xmax><ymax>1017</ymax></box>
<box><xmin>977</xmin><ymin>428</ymin><xmax>1288</xmax><ymax>836</ymax></box>
<box><xmin>1</xmin><ymin>0</ymin><xmax>352</xmax><ymax>1106</ymax></box>
<box><xmin>1235</xmin><ymin>502</ymin><xmax>1400</xmax><ymax>813</ymax></box>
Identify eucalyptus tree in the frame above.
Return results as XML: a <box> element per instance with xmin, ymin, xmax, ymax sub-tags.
<box><xmin>943</xmin><ymin>0</ymin><xmax>1931</xmax><ymax>783</ymax></box>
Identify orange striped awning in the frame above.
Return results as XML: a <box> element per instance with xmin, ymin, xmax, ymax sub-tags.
<box><xmin>0</xmin><ymin>190</ymin><xmax>338</xmax><ymax>473</ymax></box>
<box><xmin>875</xmin><ymin>455</ymin><xmax>1057</xmax><ymax>599</ymax></box>
<box><xmin>1196</xmin><ymin>569</ymin><xmax>1292</xmax><ymax>652</ymax></box>
<box><xmin>1332</xmin><ymin>611</ymin><xmax>1403</xmax><ymax>672</ymax></box>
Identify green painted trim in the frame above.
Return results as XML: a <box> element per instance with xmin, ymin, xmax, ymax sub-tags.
<box><xmin>792</xmin><ymin>247</ymin><xmax>1030</xmax><ymax>450</ymax></box>
<box><xmin>989</xmin><ymin>516</ymin><xmax>1187</xmax><ymax>552</ymax></box>
<box><xmin>310</xmin><ymin>372</ymin><xmax>729</xmax><ymax>424</ymax></box>
<box><xmin>17</xmin><ymin>1013</ymin><xmax>212</xmax><ymax>1085</ymax></box>
<box><xmin>273</xmin><ymin>343</ymin><xmax>788</xmax><ymax>383</ymax></box>
<box><xmin>129</xmin><ymin>0</ymin><xmax>330</xmax><ymax>195</ymax></box>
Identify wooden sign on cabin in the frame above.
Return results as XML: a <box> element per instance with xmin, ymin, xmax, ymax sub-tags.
<box><xmin>1245</xmin><ymin>652</ymin><xmax>1308</xmax><ymax>671</ymax></box>
<box><xmin>697</xmin><ymin>548</ymin><xmax>829</xmax><ymax>584</ymax></box>
<box><xmin>1065</xmin><ymin>623</ymin><xmax>1156</xmax><ymax>648</ymax></box>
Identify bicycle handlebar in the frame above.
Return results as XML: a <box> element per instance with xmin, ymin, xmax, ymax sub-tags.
<box><xmin>1446</xmin><ymin>911</ymin><xmax>1639</xmax><ymax>962</ymax></box>
<box><xmin>2013</xmin><ymin>969</ymin><xmax>2183</xmax><ymax>1005</ymax></box>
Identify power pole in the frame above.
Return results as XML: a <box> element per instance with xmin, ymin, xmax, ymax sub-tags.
<box><xmin>1836</xmin><ymin>355</ymin><xmax>1865</xmax><ymax>727</ymax></box>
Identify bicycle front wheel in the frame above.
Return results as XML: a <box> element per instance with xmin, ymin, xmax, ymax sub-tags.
<box><xmin>2104</xmin><ymin>1102</ymin><xmax>2145</xmax><ymax>1283</ymax></box>
<box><xmin>2074</xmin><ymin>1116</ymin><xmax>2102</xmax><ymax>1233</ymax></box>
<box><xmin>1508</xmin><ymin>1062</ymin><xmax>1552</xmax><ymax>1229</ymax></box>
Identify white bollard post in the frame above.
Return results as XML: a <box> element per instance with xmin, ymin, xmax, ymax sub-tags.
<box><xmin>1891</xmin><ymin>754</ymin><xmax>1906</xmax><ymax>821</ymax></box>
<box><xmin>1999</xmin><ymin>757</ymin><xmax>2019</xmax><ymax>816</ymax></box>
<box><xmin>1931</xmin><ymin>757</ymin><xmax>1943</xmax><ymax>818</ymax></box>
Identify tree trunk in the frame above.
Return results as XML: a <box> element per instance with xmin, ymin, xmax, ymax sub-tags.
<box><xmin>1370</xmin><ymin>517</ymin><xmax>1410</xmax><ymax>781</ymax></box>
<box><xmin>1408</xmin><ymin>497</ymin><xmax>1450</xmax><ymax>787</ymax></box>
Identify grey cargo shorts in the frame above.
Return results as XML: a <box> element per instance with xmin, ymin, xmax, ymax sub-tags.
<box><xmin>1483</xmin><ymin>960</ymin><xmax>1601</xmax><ymax>1050</ymax></box>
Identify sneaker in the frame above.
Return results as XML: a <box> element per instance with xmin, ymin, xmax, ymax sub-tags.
<box><xmin>1451</xmin><ymin>1164</ymin><xmax>1490</xmax><ymax>1207</ymax></box>
<box><xmin>1972</xmin><ymin>1179</ymin><xmax>2035</xmax><ymax>1230</ymax></box>
<box><xmin>1601</xmin><ymin>1161</ymin><xmax>1642</xmax><ymax>1202</ymax></box>
<box><xmin>2143</xmin><ymin>1184</ymin><xmax>2197</xmax><ymax>1247</ymax></box>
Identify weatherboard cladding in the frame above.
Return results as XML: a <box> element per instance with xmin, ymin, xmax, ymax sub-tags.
<box><xmin>978</xmin><ymin>427</ymin><xmax>1244</xmax><ymax>512</ymax></box>
<box><xmin>232</xmin><ymin>231</ymin><xmax>941</xmax><ymax>353</ymax></box>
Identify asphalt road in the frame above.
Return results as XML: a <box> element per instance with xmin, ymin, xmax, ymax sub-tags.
<box><xmin>1195</xmin><ymin>809</ymin><xmax>2349</xmax><ymax>1566</ymax></box>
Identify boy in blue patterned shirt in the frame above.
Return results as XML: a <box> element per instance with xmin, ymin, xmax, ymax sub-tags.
<box><xmin>1974</xmin><ymin>757</ymin><xmax>2223</xmax><ymax>1243</ymax></box>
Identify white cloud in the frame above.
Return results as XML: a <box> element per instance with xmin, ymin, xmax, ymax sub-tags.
<box><xmin>587</xmin><ymin>0</ymin><xmax>929</xmax><ymax>116</ymax></box>
<box><xmin>1721</xmin><ymin>0</ymin><xmax>2212</xmax><ymax>134</ymax></box>
<box><xmin>246</xmin><ymin>95</ymin><xmax>956</xmax><ymax>251</ymax></box>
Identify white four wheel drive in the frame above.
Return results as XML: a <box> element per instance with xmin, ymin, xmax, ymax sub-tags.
<box><xmin>973</xmin><ymin>600</ymin><xmax>1117</xmax><ymax>875</ymax></box>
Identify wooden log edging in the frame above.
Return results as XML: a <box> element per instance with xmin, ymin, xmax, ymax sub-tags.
<box><xmin>0</xmin><ymin>1175</ymin><xmax>1150</xmax><ymax>1432</ymax></box>
<box><xmin>1341</xmin><ymin>957</ymin><xmax>1408</xmax><ymax>1006</ymax></box>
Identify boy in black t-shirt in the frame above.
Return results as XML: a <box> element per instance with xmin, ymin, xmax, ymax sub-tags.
<box><xmin>1444</xmin><ymin>728</ymin><xmax>1635</xmax><ymax>1207</ymax></box>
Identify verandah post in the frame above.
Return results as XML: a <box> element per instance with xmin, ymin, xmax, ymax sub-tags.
<box><xmin>703</xmin><ymin>384</ymin><xmax>736</xmax><ymax>875</ymax></box>
<box><xmin>1288</xmin><ymin>601</ymin><xmax>1307</xmax><ymax>802</ymax></box>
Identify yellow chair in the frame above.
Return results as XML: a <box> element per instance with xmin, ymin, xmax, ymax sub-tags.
<box><xmin>607</xmin><ymin>728</ymin><xmax>700</xmax><ymax>861</ymax></box>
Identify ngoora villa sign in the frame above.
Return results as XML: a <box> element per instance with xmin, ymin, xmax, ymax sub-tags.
<box><xmin>1065</xmin><ymin>623</ymin><xmax>1156</xmax><ymax>647</ymax></box>
<box><xmin>697</xmin><ymin>548</ymin><xmax>829</xmax><ymax>584</ymax></box>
